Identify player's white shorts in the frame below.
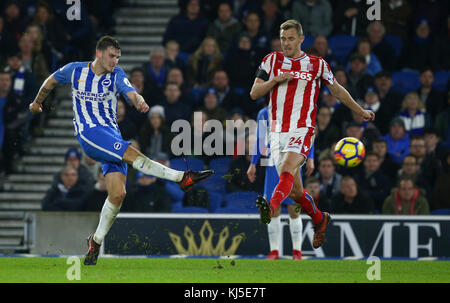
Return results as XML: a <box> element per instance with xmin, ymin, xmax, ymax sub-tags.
<box><xmin>269</xmin><ymin>127</ymin><xmax>315</xmax><ymax>174</ymax></box>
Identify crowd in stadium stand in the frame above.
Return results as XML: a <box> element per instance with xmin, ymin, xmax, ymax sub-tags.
<box><xmin>0</xmin><ymin>0</ymin><xmax>449</xmax><ymax>215</ymax></box>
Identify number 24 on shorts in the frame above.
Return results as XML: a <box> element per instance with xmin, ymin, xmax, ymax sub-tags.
<box><xmin>288</xmin><ymin>137</ymin><xmax>302</xmax><ymax>146</ymax></box>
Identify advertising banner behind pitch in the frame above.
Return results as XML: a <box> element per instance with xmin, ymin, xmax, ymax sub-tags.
<box><xmin>104</xmin><ymin>214</ymin><xmax>450</xmax><ymax>258</ymax></box>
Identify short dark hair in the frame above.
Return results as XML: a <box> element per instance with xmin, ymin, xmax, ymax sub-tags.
<box><xmin>365</xmin><ymin>151</ymin><xmax>380</xmax><ymax>160</ymax></box>
<box><xmin>96</xmin><ymin>36</ymin><xmax>120</xmax><ymax>51</ymax></box>
<box><xmin>305</xmin><ymin>176</ymin><xmax>320</xmax><ymax>186</ymax></box>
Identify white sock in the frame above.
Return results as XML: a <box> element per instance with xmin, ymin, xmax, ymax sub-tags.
<box><xmin>132</xmin><ymin>155</ymin><xmax>184</xmax><ymax>182</ymax></box>
<box><xmin>93</xmin><ymin>199</ymin><xmax>121</xmax><ymax>245</ymax></box>
<box><xmin>267</xmin><ymin>216</ymin><xmax>281</xmax><ymax>251</ymax></box>
<box><xmin>289</xmin><ymin>217</ymin><xmax>303</xmax><ymax>251</ymax></box>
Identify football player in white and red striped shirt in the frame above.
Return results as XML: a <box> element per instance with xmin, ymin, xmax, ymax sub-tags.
<box><xmin>250</xmin><ymin>20</ymin><xmax>375</xmax><ymax>249</ymax></box>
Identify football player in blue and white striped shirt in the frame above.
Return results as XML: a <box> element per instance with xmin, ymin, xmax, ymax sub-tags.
<box><xmin>29</xmin><ymin>36</ymin><xmax>213</xmax><ymax>265</ymax></box>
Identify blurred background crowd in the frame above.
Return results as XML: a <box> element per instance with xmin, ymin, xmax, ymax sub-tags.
<box><xmin>0</xmin><ymin>0</ymin><xmax>449</xmax><ymax>215</ymax></box>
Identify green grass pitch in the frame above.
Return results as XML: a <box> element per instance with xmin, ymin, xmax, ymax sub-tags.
<box><xmin>0</xmin><ymin>257</ymin><xmax>449</xmax><ymax>283</ymax></box>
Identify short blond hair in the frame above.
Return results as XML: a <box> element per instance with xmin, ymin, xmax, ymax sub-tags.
<box><xmin>280</xmin><ymin>19</ymin><xmax>303</xmax><ymax>36</ymax></box>
<box><xmin>401</xmin><ymin>92</ymin><xmax>425</xmax><ymax>111</ymax></box>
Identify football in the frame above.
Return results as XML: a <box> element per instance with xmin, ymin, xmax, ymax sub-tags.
<box><xmin>334</xmin><ymin>137</ymin><xmax>365</xmax><ymax>167</ymax></box>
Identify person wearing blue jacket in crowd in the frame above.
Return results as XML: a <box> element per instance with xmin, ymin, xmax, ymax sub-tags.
<box><xmin>381</xmin><ymin>117</ymin><xmax>410</xmax><ymax>164</ymax></box>
<box><xmin>247</xmin><ymin>106</ymin><xmax>315</xmax><ymax>260</ymax></box>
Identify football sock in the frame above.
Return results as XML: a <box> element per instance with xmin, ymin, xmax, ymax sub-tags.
<box><xmin>289</xmin><ymin>217</ymin><xmax>303</xmax><ymax>251</ymax></box>
<box><xmin>295</xmin><ymin>190</ymin><xmax>323</xmax><ymax>225</ymax></box>
<box><xmin>132</xmin><ymin>155</ymin><xmax>184</xmax><ymax>182</ymax></box>
<box><xmin>270</xmin><ymin>172</ymin><xmax>294</xmax><ymax>211</ymax></box>
<box><xmin>93</xmin><ymin>198</ymin><xmax>121</xmax><ymax>245</ymax></box>
<box><xmin>267</xmin><ymin>216</ymin><xmax>281</xmax><ymax>251</ymax></box>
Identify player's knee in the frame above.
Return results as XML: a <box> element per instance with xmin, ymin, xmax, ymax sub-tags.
<box><xmin>110</xmin><ymin>189</ymin><xmax>126</xmax><ymax>204</ymax></box>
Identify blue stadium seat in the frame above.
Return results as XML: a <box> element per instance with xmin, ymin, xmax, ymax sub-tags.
<box><xmin>224</xmin><ymin>191</ymin><xmax>260</xmax><ymax>210</ymax></box>
<box><xmin>384</xmin><ymin>34</ymin><xmax>403</xmax><ymax>58</ymax></box>
<box><xmin>214</xmin><ymin>207</ymin><xmax>259</xmax><ymax>214</ymax></box>
<box><xmin>165</xmin><ymin>181</ymin><xmax>185</xmax><ymax>202</ymax></box>
<box><xmin>432</xmin><ymin>71</ymin><xmax>450</xmax><ymax>92</ymax></box>
<box><xmin>209</xmin><ymin>157</ymin><xmax>231</xmax><ymax>176</ymax></box>
<box><xmin>232</xmin><ymin>87</ymin><xmax>246</xmax><ymax>96</ymax></box>
<box><xmin>170</xmin><ymin>157</ymin><xmax>205</xmax><ymax>171</ymax></box>
<box><xmin>430</xmin><ymin>209</ymin><xmax>450</xmax><ymax>215</ymax></box>
<box><xmin>172</xmin><ymin>206</ymin><xmax>209</xmax><ymax>213</ymax></box>
<box><xmin>201</xmin><ymin>175</ymin><xmax>227</xmax><ymax>195</ymax></box>
<box><xmin>177</xmin><ymin>52</ymin><xmax>192</xmax><ymax>64</ymax></box>
<box><xmin>328</xmin><ymin>35</ymin><xmax>360</xmax><ymax>65</ymax></box>
<box><xmin>302</xmin><ymin>34</ymin><xmax>315</xmax><ymax>51</ymax></box>
<box><xmin>391</xmin><ymin>70</ymin><xmax>421</xmax><ymax>95</ymax></box>
<box><xmin>208</xmin><ymin>191</ymin><xmax>224</xmax><ymax>212</ymax></box>
<box><xmin>191</xmin><ymin>87</ymin><xmax>207</xmax><ymax>102</ymax></box>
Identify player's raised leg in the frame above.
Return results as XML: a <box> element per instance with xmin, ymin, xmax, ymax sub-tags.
<box><xmin>85</xmin><ymin>171</ymin><xmax>126</xmax><ymax>265</ymax></box>
<box><xmin>122</xmin><ymin>145</ymin><xmax>213</xmax><ymax>192</ymax></box>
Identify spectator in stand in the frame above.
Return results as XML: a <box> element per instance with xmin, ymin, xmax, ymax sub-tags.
<box><xmin>18</xmin><ymin>32</ymin><xmax>49</xmax><ymax>86</ymax></box>
<box><xmin>424</xmin><ymin>128</ymin><xmax>447</xmax><ymax>163</ymax></box>
<box><xmin>83</xmin><ymin>167</ymin><xmax>108</xmax><ymax>212</ymax></box>
<box><xmin>431</xmin><ymin>16</ymin><xmax>450</xmax><ymax>71</ymax></box>
<box><xmin>330</xmin><ymin>176</ymin><xmax>374</xmax><ymax>214</ymax></box>
<box><xmin>314</xmin><ymin>155</ymin><xmax>342</xmax><ymax>202</ymax></box>
<box><xmin>412</xmin><ymin>0</ymin><xmax>449</xmax><ymax>36</ymax></box>
<box><xmin>315</xmin><ymin>106</ymin><xmax>340</xmax><ymax>157</ymax></box>
<box><xmin>206</xmin><ymin>2</ymin><xmax>242</xmax><ymax>54</ymax></box>
<box><xmin>3</xmin><ymin>1</ymin><xmax>27</xmax><ymax>43</ymax></box>
<box><xmin>116</xmin><ymin>98</ymin><xmax>138</xmax><ymax>141</ymax></box>
<box><xmin>334</xmin><ymin>66</ymin><xmax>358</xmax><ymax>99</ymax></box>
<box><xmin>53</xmin><ymin>147</ymin><xmax>95</xmax><ymax>193</ymax></box>
<box><xmin>270</xmin><ymin>37</ymin><xmax>282</xmax><ymax>52</ymax></box>
<box><xmin>241</xmin><ymin>11</ymin><xmax>270</xmax><ymax>54</ymax></box>
<box><xmin>159</xmin><ymin>82</ymin><xmax>191</xmax><ymax>126</ymax></box>
<box><xmin>163</xmin><ymin>0</ymin><xmax>209</xmax><ymax>53</ymax></box>
<box><xmin>382</xmin><ymin>176</ymin><xmax>430</xmax><ymax>215</ymax></box>
<box><xmin>346</xmin><ymin>111</ymin><xmax>381</xmax><ymax>152</ymax></box>
<box><xmin>355</xmin><ymin>152</ymin><xmax>392</xmax><ymax>212</ymax></box>
<box><xmin>85</xmin><ymin>0</ymin><xmax>116</xmax><ymax>36</ymax></box>
<box><xmin>4</xmin><ymin>53</ymin><xmax>39</xmax><ymax>106</ymax></box>
<box><xmin>138</xmin><ymin>105</ymin><xmax>172</xmax><ymax>159</ymax></box>
<box><xmin>409</xmin><ymin>136</ymin><xmax>442</xmax><ymax>202</ymax></box>
<box><xmin>332</xmin><ymin>0</ymin><xmax>370</xmax><ymax>36</ymax></box>
<box><xmin>166</xmin><ymin>67</ymin><xmax>196</xmax><ymax>108</ymax></box>
<box><xmin>225</xmin><ymin>34</ymin><xmax>263</xmax><ymax>92</ymax></box>
<box><xmin>42</xmin><ymin>165</ymin><xmax>90</xmax><ymax>211</ymax></box>
<box><xmin>434</xmin><ymin>92</ymin><xmax>450</xmax><ymax>147</ymax></box>
<box><xmin>372</xmin><ymin>138</ymin><xmax>399</xmax><ymax>180</ymax></box>
<box><xmin>417</xmin><ymin>68</ymin><xmax>446</xmax><ymax>124</ymax></box>
<box><xmin>363</xmin><ymin>88</ymin><xmax>392</xmax><ymax>136</ymax></box>
<box><xmin>81</xmin><ymin>152</ymin><xmax>101</xmax><ymax>182</ymax></box>
<box><xmin>397</xmin><ymin>92</ymin><xmax>430</xmax><ymax>137</ymax></box>
<box><xmin>25</xmin><ymin>24</ymin><xmax>53</xmax><ymax>73</ymax></box>
<box><xmin>164</xmin><ymin>40</ymin><xmax>186</xmax><ymax>73</ymax></box>
<box><xmin>347</xmin><ymin>53</ymin><xmax>374</xmax><ymax>101</ymax></box>
<box><xmin>0</xmin><ymin>69</ymin><xmax>29</xmax><ymax>174</ymax></box>
<box><xmin>186</xmin><ymin>37</ymin><xmax>223</xmax><ymax>88</ymax></box>
<box><xmin>432</xmin><ymin>151</ymin><xmax>450</xmax><ymax>210</ymax></box>
<box><xmin>305</xmin><ymin>176</ymin><xmax>330</xmax><ymax>213</ymax></box>
<box><xmin>143</xmin><ymin>47</ymin><xmax>167</xmax><ymax>89</ymax></box>
<box><xmin>308</xmin><ymin>35</ymin><xmax>338</xmax><ymax>68</ymax></box>
<box><xmin>319</xmin><ymin>87</ymin><xmax>341</xmax><ymax>115</ymax></box>
<box><xmin>0</xmin><ymin>16</ymin><xmax>19</xmax><ymax>64</ymax></box>
<box><xmin>197</xmin><ymin>88</ymin><xmax>228</xmax><ymax>124</ymax></box>
<box><xmin>366</xmin><ymin>21</ymin><xmax>396</xmax><ymax>71</ymax></box>
<box><xmin>400</xmin><ymin>19</ymin><xmax>433</xmax><ymax>71</ymax></box>
<box><xmin>397</xmin><ymin>154</ymin><xmax>429</xmax><ymax>199</ymax></box>
<box><xmin>291</xmin><ymin>0</ymin><xmax>333</xmax><ymax>37</ymax></box>
<box><xmin>374</xmin><ymin>71</ymin><xmax>403</xmax><ymax>121</ymax></box>
<box><xmin>381</xmin><ymin>117</ymin><xmax>410</xmax><ymax>164</ymax></box>
<box><xmin>209</xmin><ymin>69</ymin><xmax>248</xmax><ymax>115</ymax></box>
<box><xmin>31</xmin><ymin>1</ymin><xmax>67</xmax><ymax>66</ymax></box>
<box><xmin>129</xmin><ymin>67</ymin><xmax>159</xmax><ymax>107</ymax></box>
<box><xmin>351</xmin><ymin>38</ymin><xmax>382</xmax><ymax>76</ymax></box>
<box><xmin>380</xmin><ymin>0</ymin><xmax>412</xmax><ymax>41</ymax></box>
<box><xmin>260</xmin><ymin>0</ymin><xmax>284</xmax><ymax>39</ymax></box>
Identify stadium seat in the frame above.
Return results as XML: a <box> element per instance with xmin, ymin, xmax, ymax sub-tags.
<box><xmin>165</xmin><ymin>181</ymin><xmax>185</xmax><ymax>202</ymax></box>
<box><xmin>201</xmin><ymin>175</ymin><xmax>227</xmax><ymax>195</ymax></box>
<box><xmin>232</xmin><ymin>87</ymin><xmax>246</xmax><ymax>96</ymax></box>
<box><xmin>191</xmin><ymin>87</ymin><xmax>207</xmax><ymax>102</ymax></box>
<box><xmin>208</xmin><ymin>191</ymin><xmax>224</xmax><ymax>212</ymax></box>
<box><xmin>171</xmin><ymin>200</ymin><xmax>183</xmax><ymax>211</ymax></box>
<box><xmin>302</xmin><ymin>34</ymin><xmax>315</xmax><ymax>51</ymax></box>
<box><xmin>391</xmin><ymin>70</ymin><xmax>421</xmax><ymax>95</ymax></box>
<box><xmin>384</xmin><ymin>34</ymin><xmax>402</xmax><ymax>57</ymax></box>
<box><xmin>432</xmin><ymin>71</ymin><xmax>450</xmax><ymax>92</ymax></box>
<box><xmin>224</xmin><ymin>191</ymin><xmax>260</xmax><ymax>210</ymax></box>
<box><xmin>177</xmin><ymin>52</ymin><xmax>192</xmax><ymax>64</ymax></box>
<box><xmin>208</xmin><ymin>157</ymin><xmax>231</xmax><ymax>176</ymax></box>
<box><xmin>430</xmin><ymin>209</ymin><xmax>450</xmax><ymax>215</ymax></box>
<box><xmin>328</xmin><ymin>35</ymin><xmax>360</xmax><ymax>65</ymax></box>
<box><xmin>172</xmin><ymin>206</ymin><xmax>209</xmax><ymax>213</ymax></box>
<box><xmin>170</xmin><ymin>157</ymin><xmax>205</xmax><ymax>172</ymax></box>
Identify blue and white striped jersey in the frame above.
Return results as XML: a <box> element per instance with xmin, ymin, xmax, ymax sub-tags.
<box><xmin>53</xmin><ymin>61</ymin><xmax>136</xmax><ymax>135</ymax></box>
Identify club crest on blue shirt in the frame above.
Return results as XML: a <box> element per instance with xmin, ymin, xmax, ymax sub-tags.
<box><xmin>101</xmin><ymin>78</ymin><xmax>111</xmax><ymax>87</ymax></box>
<box><xmin>113</xmin><ymin>142</ymin><xmax>122</xmax><ymax>150</ymax></box>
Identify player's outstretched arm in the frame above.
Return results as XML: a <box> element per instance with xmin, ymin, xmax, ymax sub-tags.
<box><xmin>126</xmin><ymin>91</ymin><xmax>149</xmax><ymax>113</ymax></box>
<box><xmin>29</xmin><ymin>75</ymin><xmax>59</xmax><ymax>114</ymax></box>
<box><xmin>327</xmin><ymin>81</ymin><xmax>375</xmax><ymax>122</ymax></box>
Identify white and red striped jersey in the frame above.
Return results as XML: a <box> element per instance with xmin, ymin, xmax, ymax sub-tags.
<box><xmin>257</xmin><ymin>51</ymin><xmax>335</xmax><ymax>132</ymax></box>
